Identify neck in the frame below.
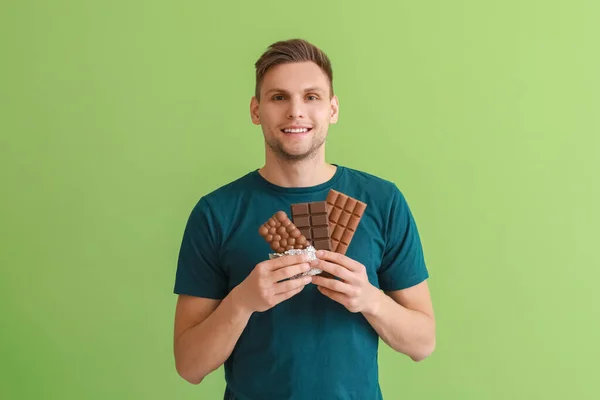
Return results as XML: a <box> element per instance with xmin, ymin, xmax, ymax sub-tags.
<box><xmin>258</xmin><ymin>150</ymin><xmax>337</xmax><ymax>188</ymax></box>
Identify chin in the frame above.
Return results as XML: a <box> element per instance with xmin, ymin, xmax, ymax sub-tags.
<box><xmin>267</xmin><ymin>138</ymin><xmax>323</xmax><ymax>161</ymax></box>
<box><xmin>281</xmin><ymin>153</ymin><xmax>312</xmax><ymax>161</ymax></box>
<box><xmin>279</xmin><ymin>148</ymin><xmax>315</xmax><ymax>161</ymax></box>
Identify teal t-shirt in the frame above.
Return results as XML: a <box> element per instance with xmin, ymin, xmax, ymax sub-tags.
<box><xmin>174</xmin><ymin>165</ymin><xmax>429</xmax><ymax>400</ymax></box>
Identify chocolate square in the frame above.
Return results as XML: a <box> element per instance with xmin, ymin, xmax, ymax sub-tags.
<box><xmin>290</xmin><ymin>201</ymin><xmax>332</xmax><ymax>251</ymax></box>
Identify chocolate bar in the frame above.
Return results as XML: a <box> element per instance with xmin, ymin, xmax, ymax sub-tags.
<box><xmin>259</xmin><ymin>211</ymin><xmax>309</xmax><ymax>253</ymax></box>
<box><xmin>290</xmin><ymin>201</ymin><xmax>332</xmax><ymax>251</ymax></box>
<box><xmin>325</xmin><ymin>190</ymin><xmax>367</xmax><ymax>255</ymax></box>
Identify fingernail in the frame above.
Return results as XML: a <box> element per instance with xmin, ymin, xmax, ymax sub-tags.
<box><xmin>316</xmin><ymin>250</ymin><xmax>324</xmax><ymax>257</ymax></box>
<box><xmin>310</xmin><ymin>259</ymin><xmax>319</xmax><ymax>266</ymax></box>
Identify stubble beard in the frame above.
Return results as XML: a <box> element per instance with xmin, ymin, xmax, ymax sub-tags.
<box><xmin>265</xmin><ymin>130</ymin><xmax>326</xmax><ymax>162</ymax></box>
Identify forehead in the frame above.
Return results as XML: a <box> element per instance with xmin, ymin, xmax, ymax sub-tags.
<box><xmin>261</xmin><ymin>61</ymin><xmax>330</xmax><ymax>94</ymax></box>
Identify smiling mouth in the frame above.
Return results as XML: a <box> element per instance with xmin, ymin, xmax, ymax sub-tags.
<box><xmin>281</xmin><ymin>128</ymin><xmax>313</xmax><ymax>133</ymax></box>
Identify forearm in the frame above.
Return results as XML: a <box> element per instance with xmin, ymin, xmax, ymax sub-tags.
<box><xmin>362</xmin><ymin>290</ymin><xmax>435</xmax><ymax>361</ymax></box>
<box><xmin>175</xmin><ymin>287</ymin><xmax>252</xmax><ymax>384</ymax></box>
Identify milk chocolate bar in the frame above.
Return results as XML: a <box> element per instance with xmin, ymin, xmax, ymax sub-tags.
<box><xmin>325</xmin><ymin>190</ymin><xmax>367</xmax><ymax>255</ymax></box>
<box><xmin>290</xmin><ymin>201</ymin><xmax>332</xmax><ymax>251</ymax></box>
<box><xmin>259</xmin><ymin>211</ymin><xmax>309</xmax><ymax>253</ymax></box>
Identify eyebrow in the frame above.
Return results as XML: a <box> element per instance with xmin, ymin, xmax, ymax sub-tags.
<box><xmin>265</xmin><ymin>87</ymin><xmax>325</xmax><ymax>95</ymax></box>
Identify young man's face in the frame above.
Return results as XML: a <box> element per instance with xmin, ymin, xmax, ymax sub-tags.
<box><xmin>250</xmin><ymin>61</ymin><xmax>339</xmax><ymax>161</ymax></box>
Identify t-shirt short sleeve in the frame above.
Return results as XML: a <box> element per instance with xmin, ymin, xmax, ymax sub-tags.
<box><xmin>173</xmin><ymin>197</ymin><xmax>228</xmax><ymax>299</ymax></box>
<box><xmin>377</xmin><ymin>185</ymin><xmax>429</xmax><ymax>291</ymax></box>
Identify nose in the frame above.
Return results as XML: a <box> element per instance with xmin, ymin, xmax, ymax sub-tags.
<box><xmin>287</xmin><ymin>97</ymin><xmax>305</xmax><ymax>119</ymax></box>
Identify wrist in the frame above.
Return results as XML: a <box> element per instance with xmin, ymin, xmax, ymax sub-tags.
<box><xmin>361</xmin><ymin>286</ymin><xmax>385</xmax><ymax>317</ymax></box>
<box><xmin>229</xmin><ymin>284</ymin><xmax>255</xmax><ymax>318</ymax></box>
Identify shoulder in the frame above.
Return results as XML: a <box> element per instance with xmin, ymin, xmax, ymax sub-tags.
<box><xmin>342</xmin><ymin>166</ymin><xmax>401</xmax><ymax>191</ymax></box>
<box><xmin>188</xmin><ymin>170</ymin><xmax>258</xmax><ymax>218</ymax></box>
<box><xmin>339</xmin><ymin>166</ymin><xmax>407</xmax><ymax>207</ymax></box>
<box><xmin>198</xmin><ymin>170</ymin><xmax>257</xmax><ymax>203</ymax></box>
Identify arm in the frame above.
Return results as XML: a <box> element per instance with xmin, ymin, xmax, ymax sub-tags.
<box><xmin>174</xmin><ymin>254</ymin><xmax>313</xmax><ymax>384</ymax></box>
<box><xmin>173</xmin><ymin>288</ymin><xmax>252</xmax><ymax>385</ymax></box>
<box><xmin>311</xmin><ymin>251</ymin><xmax>435</xmax><ymax>362</ymax></box>
<box><xmin>173</xmin><ymin>198</ymin><xmax>254</xmax><ymax>384</ymax></box>
<box><xmin>366</xmin><ymin>184</ymin><xmax>434</xmax><ymax>360</ymax></box>
<box><xmin>361</xmin><ymin>281</ymin><xmax>435</xmax><ymax>361</ymax></box>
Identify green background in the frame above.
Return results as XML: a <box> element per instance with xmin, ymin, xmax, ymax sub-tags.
<box><xmin>1</xmin><ymin>0</ymin><xmax>599</xmax><ymax>399</ymax></box>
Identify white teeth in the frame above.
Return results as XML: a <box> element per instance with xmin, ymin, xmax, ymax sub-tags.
<box><xmin>283</xmin><ymin>128</ymin><xmax>309</xmax><ymax>133</ymax></box>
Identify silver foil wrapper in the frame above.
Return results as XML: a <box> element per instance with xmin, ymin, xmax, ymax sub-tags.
<box><xmin>268</xmin><ymin>245</ymin><xmax>322</xmax><ymax>279</ymax></box>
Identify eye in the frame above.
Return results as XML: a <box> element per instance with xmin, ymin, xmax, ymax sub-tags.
<box><xmin>307</xmin><ymin>95</ymin><xmax>319</xmax><ymax>100</ymax></box>
<box><xmin>272</xmin><ymin>95</ymin><xmax>285</xmax><ymax>101</ymax></box>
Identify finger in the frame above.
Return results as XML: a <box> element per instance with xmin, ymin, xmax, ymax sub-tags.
<box><xmin>317</xmin><ymin>285</ymin><xmax>348</xmax><ymax>305</ymax></box>
<box><xmin>273</xmin><ymin>275</ymin><xmax>312</xmax><ymax>295</ymax></box>
<box><xmin>311</xmin><ymin>259</ymin><xmax>355</xmax><ymax>283</ymax></box>
<box><xmin>312</xmin><ymin>275</ymin><xmax>354</xmax><ymax>295</ymax></box>
<box><xmin>316</xmin><ymin>250</ymin><xmax>360</xmax><ymax>272</ymax></box>
<box><xmin>273</xmin><ymin>283</ymin><xmax>306</xmax><ymax>303</ymax></box>
<box><xmin>267</xmin><ymin>254</ymin><xmax>311</xmax><ymax>271</ymax></box>
<box><xmin>271</xmin><ymin>262</ymin><xmax>311</xmax><ymax>283</ymax></box>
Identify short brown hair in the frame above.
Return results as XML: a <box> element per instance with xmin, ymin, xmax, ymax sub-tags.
<box><xmin>254</xmin><ymin>38</ymin><xmax>334</xmax><ymax>101</ymax></box>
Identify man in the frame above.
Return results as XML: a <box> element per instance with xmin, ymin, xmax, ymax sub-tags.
<box><xmin>173</xmin><ymin>38</ymin><xmax>435</xmax><ymax>400</ymax></box>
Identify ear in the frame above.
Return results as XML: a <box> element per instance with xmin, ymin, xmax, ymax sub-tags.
<box><xmin>329</xmin><ymin>95</ymin><xmax>339</xmax><ymax>124</ymax></box>
<box><xmin>250</xmin><ymin>96</ymin><xmax>260</xmax><ymax>125</ymax></box>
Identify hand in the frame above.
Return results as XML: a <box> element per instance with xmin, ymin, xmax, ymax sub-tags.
<box><xmin>234</xmin><ymin>254</ymin><xmax>313</xmax><ymax>314</ymax></box>
<box><xmin>310</xmin><ymin>250</ymin><xmax>380</xmax><ymax>314</ymax></box>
